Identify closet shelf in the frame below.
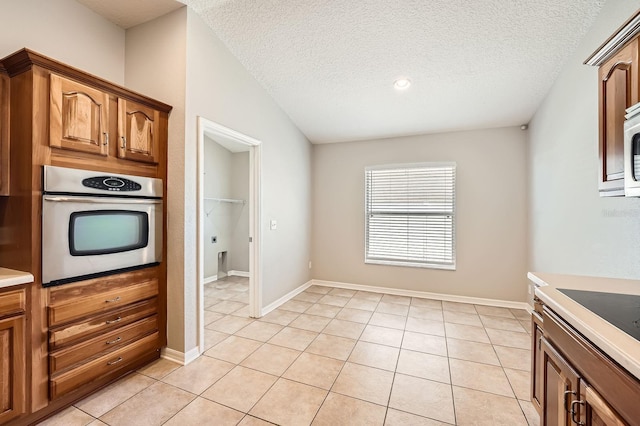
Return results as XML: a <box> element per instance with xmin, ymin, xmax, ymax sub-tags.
<box><xmin>204</xmin><ymin>197</ymin><xmax>246</xmax><ymax>205</ymax></box>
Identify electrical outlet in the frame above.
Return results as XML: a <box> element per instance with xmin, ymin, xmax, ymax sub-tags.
<box><xmin>211</xmin><ymin>236</ymin><xmax>217</xmax><ymax>243</ymax></box>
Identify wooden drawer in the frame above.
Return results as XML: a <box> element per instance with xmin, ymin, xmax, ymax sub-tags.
<box><xmin>50</xmin><ymin>315</ymin><xmax>158</xmax><ymax>375</ymax></box>
<box><xmin>49</xmin><ymin>275</ymin><xmax>158</xmax><ymax>327</ymax></box>
<box><xmin>50</xmin><ymin>332</ymin><xmax>159</xmax><ymax>400</ymax></box>
<box><xmin>0</xmin><ymin>288</ymin><xmax>26</xmax><ymax>319</ymax></box>
<box><xmin>49</xmin><ymin>298</ymin><xmax>157</xmax><ymax>350</ymax></box>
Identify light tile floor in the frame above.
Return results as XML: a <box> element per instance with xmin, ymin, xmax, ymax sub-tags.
<box><xmin>40</xmin><ymin>280</ymin><xmax>540</xmax><ymax>426</ymax></box>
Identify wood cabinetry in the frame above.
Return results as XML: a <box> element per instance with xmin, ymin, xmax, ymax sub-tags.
<box><xmin>597</xmin><ymin>40</ymin><xmax>639</xmax><ymax>196</ymax></box>
<box><xmin>0</xmin><ymin>287</ymin><xmax>26</xmax><ymax>424</ymax></box>
<box><xmin>0</xmin><ymin>48</ymin><xmax>170</xmax><ymax>424</ymax></box>
<box><xmin>534</xmin><ymin>304</ymin><xmax>640</xmax><ymax>425</ymax></box>
<box><xmin>118</xmin><ymin>98</ymin><xmax>159</xmax><ymax>164</ymax></box>
<box><xmin>585</xmin><ymin>10</ymin><xmax>640</xmax><ymax>197</ymax></box>
<box><xmin>50</xmin><ymin>74</ymin><xmax>161</xmax><ymax>165</ymax></box>
<box><xmin>0</xmin><ymin>68</ymin><xmax>8</xmax><ymax>196</ymax></box>
<box><xmin>531</xmin><ymin>299</ymin><xmax>544</xmax><ymax>414</ymax></box>
<box><xmin>50</xmin><ymin>74</ymin><xmax>110</xmax><ymax>157</ymax></box>
<box><xmin>47</xmin><ymin>268</ymin><xmax>160</xmax><ymax>400</ymax></box>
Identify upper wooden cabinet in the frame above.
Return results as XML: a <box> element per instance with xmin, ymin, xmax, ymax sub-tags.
<box><xmin>598</xmin><ymin>40</ymin><xmax>639</xmax><ymax>196</ymax></box>
<box><xmin>118</xmin><ymin>98</ymin><xmax>159</xmax><ymax>164</ymax></box>
<box><xmin>50</xmin><ymin>74</ymin><xmax>110</xmax><ymax>157</ymax></box>
<box><xmin>0</xmin><ymin>68</ymin><xmax>8</xmax><ymax>196</ymax></box>
<box><xmin>586</xmin><ymin>11</ymin><xmax>640</xmax><ymax>197</ymax></box>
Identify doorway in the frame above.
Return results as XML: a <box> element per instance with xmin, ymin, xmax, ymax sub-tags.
<box><xmin>196</xmin><ymin>116</ymin><xmax>262</xmax><ymax>354</ymax></box>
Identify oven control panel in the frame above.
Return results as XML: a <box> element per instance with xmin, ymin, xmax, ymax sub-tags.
<box><xmin>82</xmin><ymin>176</ymin><xmax>142</xmax><ymax>192</ymax></box>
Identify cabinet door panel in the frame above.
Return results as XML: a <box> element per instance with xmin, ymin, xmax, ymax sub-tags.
<box><xmin>532</xmin><ymin>311</ymin><xmax>544</xmax><ymax>414</ymax></box>
<box><xmin>542</xmin><ymin>337</ymin><xmax>580</xmax><ymax>426</ymax></box>
<box><xmin>582</xmin><ymin>384</ymin><xmax>627</xmax><ymax>426</ymax></box>
<box><xmin>50</xmin><ymin>74</ymin><xmax>109</xmax><ymax>156</ymax></box>
<box><xmin>0</xmin><ymin>315</ymin><xmax>25</xmax><ymax>424</ymax></box>
<box><xmin>598</xmin><ymin>39</ymin><xmax>640</xmax><ymax>195</ymax></box>
<box><xmin>118</xmin><ymin>99</ymin><xmax>159</xmax><ymax>164</ymax></box>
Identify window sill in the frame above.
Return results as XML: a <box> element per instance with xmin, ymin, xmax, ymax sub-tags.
<box><xmin>365</xmin><ymin>259</ymin><xmax>456</xmax><ymax>271</ymax></box>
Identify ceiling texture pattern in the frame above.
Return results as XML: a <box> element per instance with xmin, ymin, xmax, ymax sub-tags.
<box><xmin>79</xmin><ymin>0</ymin><xmax>606</xmax><ymax>144</ymax></box>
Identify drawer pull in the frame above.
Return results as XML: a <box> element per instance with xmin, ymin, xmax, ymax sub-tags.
<box><xmin>107</xmin><ymin>357</ymin><xmax>123</xmax><ymax>366</ymax></box>
<box><xmin>106</xmin><ymin>317</ymin><xmax>122</xmax><ymax>325</ymax></box>
<box><xmin>106</xmin><ymin>296</ymin><xmax>121</xmax><ymax>303</ymax></box>
<box><xmin>106</xmin><ymin>336</ymin><xmax>122</xmax><ymax>345</ymax></box>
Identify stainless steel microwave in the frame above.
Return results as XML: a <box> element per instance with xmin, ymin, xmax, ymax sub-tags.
<box><xmin>41</xmin><ymin>165</ymin><xmax>163</xmax><ymax>286</ymax></box>
<box><xmin>624</xmin><ymin>103</ymin><xmax>640</xmax><ymax>197</ymax></box>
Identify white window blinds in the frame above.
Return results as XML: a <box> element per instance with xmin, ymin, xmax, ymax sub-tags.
<box><xmin>365</xmin><ymin>163</ymin><xmax>456</xmax><ymax>269</ymax></box>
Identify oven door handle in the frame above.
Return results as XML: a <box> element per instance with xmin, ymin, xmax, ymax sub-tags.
<box><xmin>43</xmin><ymin>195</ymin><xmax>162</xmax><ymax>204</ymax></box>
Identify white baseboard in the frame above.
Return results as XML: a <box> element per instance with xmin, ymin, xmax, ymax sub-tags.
<box><xmin>311</xmin><ymin>279</ymin><xmax>530</xmax><ymax>311</ymax></box>
<box><xmin>161</xmin><ymin>346</ymin><xmax>201</xmax><ymax>366</ymax></box>
<box><xmin>203</xmin><ymin>275</ymin><xmax>218</xmax><ymax>284</ymax></box>
<box><xmin>261</xmin><ymin>280</ymin><xmax>313</xmax><ymax>316</ymax></box>
<box><xmin>229</xmin><ymin>270</ymin><xmax>250</xmax><ymax>278</ymax></box>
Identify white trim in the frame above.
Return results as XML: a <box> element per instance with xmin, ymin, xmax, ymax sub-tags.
<box><xmin>196</xmin><ymin>116</ymin><xmax>263</xmax><ymax>354</ymax></box>
<box><xmin>161</xmin><ymin>346</ymin><xmax>201</xmax><ymax>366</ymax></box>
<box><xmin>585</xmin><ymin>12</ymin><xmax>640</xmax><ymax>66</ymax></box>
<box><xmin>229</xmin><ymin>270</ymin><xmax>250</xmax><ymax>278</ymax></box>
<box><xmin>311</xmin><ymin>279</ymin><xmax>530</xmax><ymax>311</ymax></box>
<box><xmin>260</xmin><ymin>280</ymin><xmax>313</xmax><ymax>316</ymax></box>
<box><xmin>204</xmin><ymin>275</ymin><xmax>218</xmax><ymax>284</ymax></box>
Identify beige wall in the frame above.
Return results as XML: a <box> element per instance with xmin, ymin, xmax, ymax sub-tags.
<box><xmin>126</xmin><ymin>7</ymin><xmax>312</xmax><ymax>354</ymax></box>
<box><xmin>313</xmin><ymin>127</ymin><xmax>528</xmax><ymax>302</ymax></box>
<box><xmin>0</xmin><ymin>0</ymin><xmax>125</xmax><ymax>84</ymax></box>
<box><xmin>125</xmin><ymin>8</ymin><xmax>188</xmax><ymax>351</ymax></box>
<box><xmin>185</xmin><ymin>8</ymin><xmax>313</xmax><ymax>312</ymax></box>
<box><xmin>528</xmin><ymin>0</ymin><xmax>640</xmax><ymax>281</ymax></box>
<box><xmin>230</xmin><ymin>152</ymin><xmax>250</xmax><ymax>273</ymax></box>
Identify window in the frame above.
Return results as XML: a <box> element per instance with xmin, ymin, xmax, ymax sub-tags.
<box><xmin>365</xmin><ymin>163</ymin><xmax>456</xmax><ymax>269</ymax></box>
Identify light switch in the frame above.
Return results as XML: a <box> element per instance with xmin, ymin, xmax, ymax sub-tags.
<box><xmin>270</xmin><ymin>219</ymin><xmax>277</xmax><ymax>230</ymax></box>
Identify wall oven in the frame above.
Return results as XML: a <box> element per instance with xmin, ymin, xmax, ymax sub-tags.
<box><xmin>42</xmin><ymin>165</ymin><xmax>163</xmax><ymax>287</ymax></box>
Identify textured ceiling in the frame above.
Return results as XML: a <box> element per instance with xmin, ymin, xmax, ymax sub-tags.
<box><xmin>80</xmin><ymin>0</ymin><xmax>605</xmax><ymax>143</ymax></box>
<box><xmin>75</xmin><ymin>0</ymin><xmax>183</xmax><ymax>29</ymax></box>
<box><xmin>180</xmin><ymin>0</ymin><xmax>605</xmax><ymax>143</ymax></box>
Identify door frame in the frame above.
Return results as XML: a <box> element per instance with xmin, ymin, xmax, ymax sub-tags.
<box><xmin>196</xmin><ymin>116</ymin><xmax>262</xmax><ymax>353</ymax></box>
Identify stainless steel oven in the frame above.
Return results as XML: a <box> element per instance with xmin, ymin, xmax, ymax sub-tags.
<box><xmin>42</xmin><ymin>165</ymin><xmax>163</xmax><ymax>286</ymax></box>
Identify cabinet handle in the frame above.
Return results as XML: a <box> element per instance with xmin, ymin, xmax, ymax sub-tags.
<box><xmin>106</xmin><ymin>296</ymin><xmax>121</xmax><ymax>303</ymax></box>
<box><xmin>107</xmin><ymin>357</ymin><xmax>123</xmax><ymax>366</ymax></box>
<box><xmin>106</xmin><ymin>336</ymin><xmax>122</xmax><ymax>345</ymax></box>
<box><xmin>564</xmin><ymin>390</ymin><xmax>576</xmax><ymax>412</ymax></box>
<box><xmin>103</xmin><ymin>132</ymin><xmax>109</xmax><ymax>146</ymax></box>
<box><xmin>121</xmin><ymin>136</ymin><xmax>127</xmax><ymax>149</ymax></box>
<box><xmin>106</xmin><ymin>316</ymin><xmax>122</xmax><ymax>324</ymax></box>
<box><xmin>570</xmin><ymin>399</ymin><xmax>585</xmax><ymax>425</ymax></box>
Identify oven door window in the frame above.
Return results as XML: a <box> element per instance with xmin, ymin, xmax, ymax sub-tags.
<box><xmin>69</xmin><ymin>210</ymin><xmax>149</xmax><ymax>256</ymax></box>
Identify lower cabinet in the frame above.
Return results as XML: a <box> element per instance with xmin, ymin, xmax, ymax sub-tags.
<box><xmin>531</xmin><ymin>303</ymin><xmax>544</xmax><ymax>414</ymax></box>
<box><xmin>47</xmin><ymin>269</ymin><xmax>161</xmax><ymax>400</ymax></box>
<box><xmin>541</xmin><ymin>337</ymin><xmax>581</xmax><ymax>426</ymax></box>
<box><xmin>535</xmin><ymin>305</ymin><xmax>639</xmax><ymax>426</ymax></box>
<box><xmin>0</xmin><ymin>289</ymin><xmax>26</xmax><ymax>424</ymax></box>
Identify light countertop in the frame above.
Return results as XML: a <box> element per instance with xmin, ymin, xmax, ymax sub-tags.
<box><xmin>0</xmin><ymin>267</ymin><xmax>34</xmax><ymax>289</ymax></box>
<box><xmin>530</xmin><ymin>272</ymin><xmax>640</xmax><ymax>380</ymax></box>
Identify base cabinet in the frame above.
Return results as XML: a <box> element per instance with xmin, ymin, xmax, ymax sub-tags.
<box><xmin>0</xmin><ymin>289</ymin><xmax>26</xmax><ymax>424</ymax></box>
<box><xmin>535</xmin><ymin>305</ymin><xmax>639</xmax><ymax>426</ymax></box>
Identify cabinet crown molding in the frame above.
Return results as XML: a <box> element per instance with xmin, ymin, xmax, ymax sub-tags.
<box><xmin>0</xmin><ymin>48</ymin><xmax>172</xmax><ymax>113</ymax></box>
<box><xmin>586</xmin><ymin>9</ymin><xmax>640</xmax><ymax>66</ymax></box>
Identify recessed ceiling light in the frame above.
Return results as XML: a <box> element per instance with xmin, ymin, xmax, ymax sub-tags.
<box><xmin>394</xmin><ymin>77</ymin><xmax>412</xmax><ymax>90</ymax></box>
